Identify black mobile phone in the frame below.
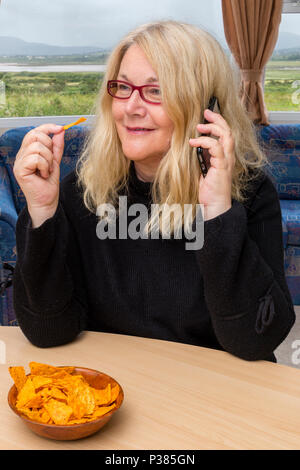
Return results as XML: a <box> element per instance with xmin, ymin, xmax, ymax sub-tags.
<box><xmin>197</xmin><ymin>96</ymin><xmax>221</xmax><ymax>177</ymax></box>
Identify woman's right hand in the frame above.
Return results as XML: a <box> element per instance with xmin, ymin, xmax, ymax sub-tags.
<box><xmin>13</xmin><ymin>124</ymin><xmax>65</xmax><ymax>227</ymax></box>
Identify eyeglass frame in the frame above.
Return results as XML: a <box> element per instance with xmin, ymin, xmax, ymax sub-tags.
<box><xmin>107</xmin><ymin>80</ymin><xmax>161</xmax><ymax>105</ymax></box>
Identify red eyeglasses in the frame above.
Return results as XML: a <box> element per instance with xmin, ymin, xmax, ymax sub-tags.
<box><xmin>107</xmin><ymin>80</ymin><xmax>161</xmax><ymax>105</ymax></box>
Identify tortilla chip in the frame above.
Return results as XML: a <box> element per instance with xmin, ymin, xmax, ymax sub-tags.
<box><xmin>44</xmin><ymin>399</ymin><xmax>73</xmax><ymax>425</ymax></box>
<box><xmin>9</xmin><ymin>366</ymin><xmax>27</xmax><ymax>392</ymax></box>
<box><xmin>18</xmin><ymin>408</ymin><xmax>42</xmax><ymax>421</ymax></box>
<box><xmin>109</xmin><ymin>384</ymin><xmax>120</xmax><ymax>405</ymax></box>
<box><xmin>40</xmin><ymin>386</ymin><xmax>67</xmax><ymax>402</ymax></box>
<box><xmin>92</xmin><ymin>404</ymin><xmax>116</xmax><ymax>418</ymax></box>
<box><xmin>68</xmin><ymin>381</ymin><xmax>95</xmax><ymax>419</ymax></box>
<box><xmin>29</xmin><ymin>362</ymin><xmax>74</xmax><ymax>376</ymax></box>
<box><xmin>16</xmin><ymin>378</ymin><xmax>36</xmax><ymax>409</ymax></box>
<box><xmin>38</xmin><ymin>409</ymin><xmax>51</xmax><ymax>424</ymax></box>
<box><xmin>93</xmin><ymin>384</ymin><xmax>111</xmax><ymax>406</ymax></box>
<box><xmin>25</xmin><ymin>394</ymin><xmax>44</xmax><ymax>409</ymax></box>
<box><xmin>31</xmin><ymin>376</ymin><xmax>53</xmax><ymax>390</ymax></box>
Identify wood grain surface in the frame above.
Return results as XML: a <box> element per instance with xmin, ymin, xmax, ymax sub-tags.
<box><xmin>1</xmin><ymin>326</ymin><xmax>300</xmax><ymax>450</ymax></box>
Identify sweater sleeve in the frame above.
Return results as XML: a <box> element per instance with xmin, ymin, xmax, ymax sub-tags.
<box><xmin>194</xmin><ymin>173</ymin><xmax>296</xmax><ymax>361</ymax></box>
<box><xmin>12</xmin><ymin>194</ymin><xmax>88</xmax><ymax>348</ymax></box>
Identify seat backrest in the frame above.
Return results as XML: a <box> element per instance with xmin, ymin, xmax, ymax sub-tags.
<box><xmin>256</xmin><ymin>124</ymin><xmax>300</xmax><ymax>200</ymax></box>
<box><xmin>0</xmin><ymin>125</ymin><xmax>89</xmax><ymax>213</ymax></box>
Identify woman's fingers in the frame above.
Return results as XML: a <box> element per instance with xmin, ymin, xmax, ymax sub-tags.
<box><xmin>21</xmin><ymin>154</ymin><xmax>51</xmax><ymax>179</ymax></box>
<box><xmin>52</xmin><ymin>129</ymin><xmax>65</xmax><ymax>165</ymax></box>
<box><xmin>189</xmin><ymin>136</ymin><xmax>224</xmax><ymax>159</ymax></box>
<box><xmin>191</xmin><ymin>118</ymin><xmax>235</xmax><ymax>161</ymax></box>
<box><xmin>196</xmin><ymin>123</ymin><xmax>231</xmax><ymax>138</ymax></box>
<box><xmin>24</xmin><ymin>130</ymin><xmax>53</xmax><ymax>151</ymax></box>
<box><xmin>203</xmin><ymin>109</ymin><xmax>230</xmax><ymax>132</ymax></box>
<box><xmin>198</xmin><ymin>111</ymin><xmax>235</xmax><ymax>148</ymax></box>
<box><xmin>22</xmin><ymin>141</ymin><xmax>54</xmax><ymax>171</ymax></box>
<box><xmin>16</xmin><ymin>124</ymin><xmax>65</xmax><ymax>178</ymax></box>
<box><xmin>21</xmin><ymin>124</ymin><xmax>63</xmax><ymax>149</ymax></box>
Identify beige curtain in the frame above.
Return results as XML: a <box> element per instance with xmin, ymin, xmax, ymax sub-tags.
<box><xmin>222</xmin><ymin>0</ymin><xmax>283</xmax><ymax>125</ymax></box>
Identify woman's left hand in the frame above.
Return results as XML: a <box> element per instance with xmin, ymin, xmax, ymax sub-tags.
<box><xmin>189</xmin><ymin>109</ymin><xmax>236</xmax><ymax>221</ymax></box>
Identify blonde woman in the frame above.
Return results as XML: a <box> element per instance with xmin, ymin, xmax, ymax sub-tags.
<box><xmin>12</xmin><ymin>21</ymin><xmax>295</xmax><ymax>361</ymax></box>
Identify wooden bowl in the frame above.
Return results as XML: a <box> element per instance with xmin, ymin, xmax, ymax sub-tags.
<box><xmin>7</xmin><ymin>366</ymin><xmax>124</xmax><ymax>441</ymax></box>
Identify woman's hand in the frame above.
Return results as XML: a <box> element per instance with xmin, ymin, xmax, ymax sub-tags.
<box><xmin>189</xmin><ymin>109</ymin><xmax>236</xmax><ymax>221</ymax></box>
<box><xmin>13</xmin><ymin>124</ymin><xmax>65</xmax><ymax>227</ymax></box>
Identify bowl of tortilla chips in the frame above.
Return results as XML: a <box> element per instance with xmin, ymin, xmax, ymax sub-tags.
<box><xmin>8</xmin><ymin>362</ymin><xmax>124</xmax><ymax>440</ymax></box>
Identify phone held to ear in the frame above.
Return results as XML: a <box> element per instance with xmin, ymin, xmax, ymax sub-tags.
<box><xmin>197</xmin><ymin>96</ymin><xmax>221</xmax><ymax>177</ymax></box>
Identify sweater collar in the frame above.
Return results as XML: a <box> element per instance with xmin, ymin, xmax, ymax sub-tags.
<box><xmin>128</xmin><ymin>160</ymin><xmax>153</xmax><ymax>199</ymax></box>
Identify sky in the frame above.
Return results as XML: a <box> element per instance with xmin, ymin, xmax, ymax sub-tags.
<box><xmin>0</xmin><ymin>0</ymin><xmax>227</xmax><ymax>48</ymax></box>
<box><xmin>0</xmin><ymin>0</ymin><xmax>298</xmax><ymax>49</ymax></box>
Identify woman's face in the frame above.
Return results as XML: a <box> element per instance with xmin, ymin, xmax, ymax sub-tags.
<box><xmin>112</xmin><ymin>44</ymin><xmax>174</xmax><ymax>166</ymax></box>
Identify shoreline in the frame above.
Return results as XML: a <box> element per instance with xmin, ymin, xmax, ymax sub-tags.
<box><xmin>0</xmin><ymin>64</ymin><xmax>107</xmax><ymax>72</ymax></box>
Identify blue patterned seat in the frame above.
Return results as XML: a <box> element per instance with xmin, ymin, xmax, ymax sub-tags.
<box><xmin>0</xmin><ymin>126</ymin><xmax>88</xmax><ymax>325</ymax></box>
<box><xmin>257</xmin><ymin>124</ymin><xmax>300</xmax><ymax>305</ymax></box>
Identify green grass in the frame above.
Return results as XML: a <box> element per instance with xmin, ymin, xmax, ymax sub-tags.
<box><xmin>264</xmin><ymin>61</ymin><xmax>300</xmax><ymax>111</ymax></box>
<box><xmin>0</xmin><ymin>72</ymin><xmax>103</xmax><ymax>117</ymax></box>
<box><xmin>0</xmin><ymin>63</ymin><xmax>299</xmax><ymax>117</ymax></box>
<box><xmin>264</xmin><ymin>80</ymin><xmax>300</xmax><ymax>111</ymax></box>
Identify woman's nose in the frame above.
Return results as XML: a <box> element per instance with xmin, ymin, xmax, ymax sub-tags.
<box><xmin>125</xmin><ymin>89</ymin><xmax>146</xmax><ymax>114</ymax></box>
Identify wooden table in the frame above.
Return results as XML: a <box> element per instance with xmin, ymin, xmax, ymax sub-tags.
<box><xmin>1</xmin><ymin>326</ymin><xmax>300</xmax><ymax>450</ymax></box>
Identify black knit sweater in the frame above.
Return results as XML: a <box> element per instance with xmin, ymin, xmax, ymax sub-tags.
<box><xmin>12</xmin><ymin>163</ymin><xmax>295</xmax><ymax>361</ymax></box>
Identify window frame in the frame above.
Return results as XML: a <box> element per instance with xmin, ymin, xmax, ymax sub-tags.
<box><xmin>0</xmin><ymin>115</ymin><xmax>93</xmax><ymax>136</ymax></box>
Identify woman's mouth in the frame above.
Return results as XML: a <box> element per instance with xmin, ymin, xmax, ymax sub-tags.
<box><xmin>126</xmin><ymin>127</ymin><xmax>155</xmax><ymax>135</ymax></box>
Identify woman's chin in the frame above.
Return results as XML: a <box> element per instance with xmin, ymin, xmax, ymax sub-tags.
<box><xmin>123</xmin><ymin>150</ymin><xmax>150</xmax><ymax>162</ymax></box>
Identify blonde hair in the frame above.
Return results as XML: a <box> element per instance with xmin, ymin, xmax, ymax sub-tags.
<box><xmin>76</xmin><ymin>20</ymin><xmax>268</xmax><ymax>237</ymax></box>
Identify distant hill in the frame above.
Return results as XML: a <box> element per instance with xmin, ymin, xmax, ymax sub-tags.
<box><xmin>0</xmin><ymin>31</ymin><xmax>299</xmax><ymax>60</ymax></box>
<box><xmin>0</xmin><ymin>36</ymin><xmax>106</xmax><ymax>56</ymax></box>
<box><xmin>271</xmin><ymin>32</ymin><xmax>300</xmax><ymax>60</ymax></box>
<box><xmin>271</xmin><ymin>48</ymin><xmax>300</xmax><ymax>60</ymax></box>
<box><xmin>275</xmin><ymin>32</ymin><xmax>300</xmax><ymax>51</ymax></box>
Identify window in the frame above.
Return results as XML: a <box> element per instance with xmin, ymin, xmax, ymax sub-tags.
<box><xmin>0</xmin><ymin>0</ymin><xmax>225</xmax><ymax>122</ymax></box>
<box><xmin>264</xmin><ymin>0</ymin><xmax>300</xmax><ymax>115</ymax></box>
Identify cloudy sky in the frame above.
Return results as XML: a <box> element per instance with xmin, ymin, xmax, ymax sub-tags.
<box><xmin>0</xmin><ymin>0</ymin><xmax>298</xmax><ymax>49</ymax></box>
<box><xmin>0</xmin><ymin>0</ymin><xmax>229</xmax><ymax>48</ymax></box>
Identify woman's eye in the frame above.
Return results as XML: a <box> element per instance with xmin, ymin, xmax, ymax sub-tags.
<box><xmin>149</xmin><ymin>87</ymin><xmax>161</xmax><ymax>95</ymax></box>
<box><xmin>119</xmin><ymin>84</ymin><xmax>130</xmax><ymax>91</ymax></box>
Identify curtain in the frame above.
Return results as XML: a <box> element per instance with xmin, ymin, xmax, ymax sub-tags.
<box><xmin>222</xmin><ymin>0</ymin><xmax>283</xmax><ymax>125</ymax></box>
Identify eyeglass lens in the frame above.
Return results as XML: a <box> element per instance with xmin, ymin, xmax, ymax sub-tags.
<box><xmin>109</xmin><ymin>81</ymin><xmax>161</xmax><ymax>103</ymax></box>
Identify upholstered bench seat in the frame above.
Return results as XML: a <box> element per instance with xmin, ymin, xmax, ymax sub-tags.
<box><xmin>280</xmin><ymin>200</ymin><xmax>300</xmax><ymax>246</ymax></box>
